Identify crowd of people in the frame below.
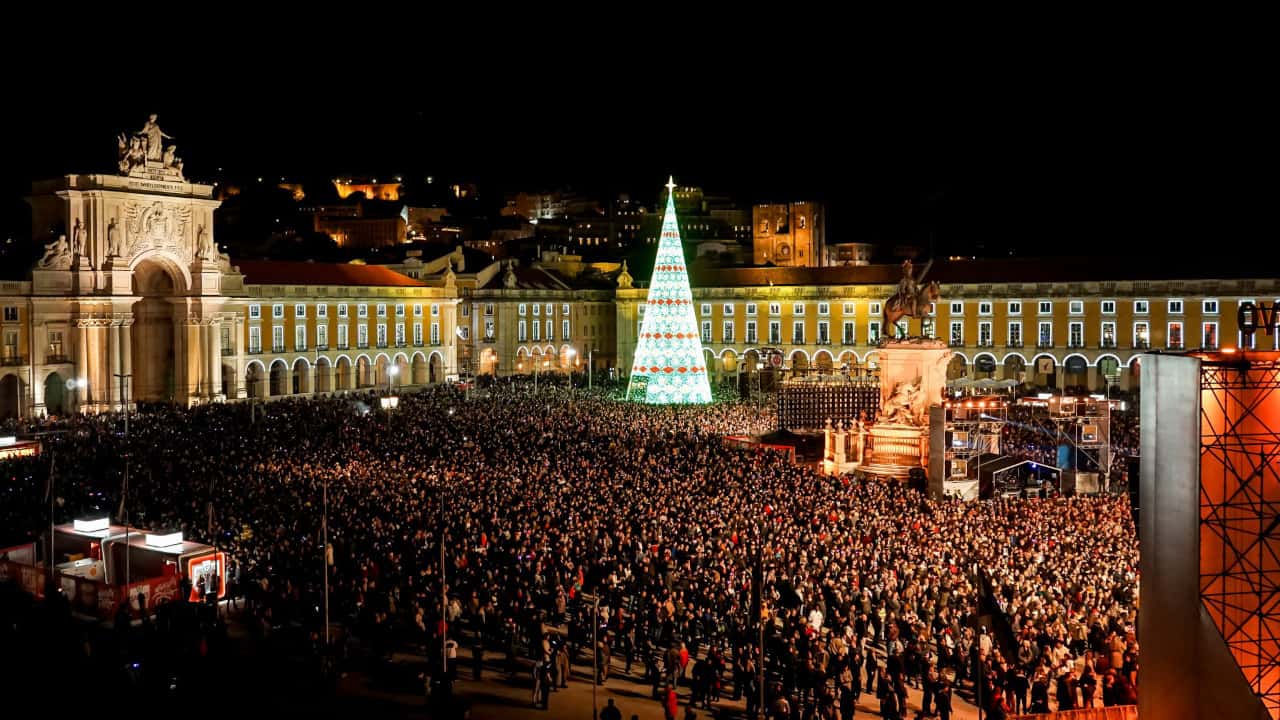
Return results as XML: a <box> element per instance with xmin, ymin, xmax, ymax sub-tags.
<box><xmin>1</xmin><ymin>383</ymin><xmax>1139</xmax><ymax>717</ymax></box>
<box><xmin>1000</xmin><ymin>404</ymin><xmax>1140</xmax><ymax>489</ymax></box>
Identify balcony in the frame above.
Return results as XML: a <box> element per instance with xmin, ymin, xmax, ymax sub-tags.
<box><xmin>976</xmin><ymin>341</ymin><xmax>994</xmax><ymax>348</ymax></box>
<box><xmin>46</xmin><ymin>354</ymin><xmax>69</xmax><ymax>364</ymax></box>
<box><xmin>948</xmin><ymin>340</ymin><xmax>965</xmax><ymax>348</ymax></box>
<box><xmin>337</xmin><ymin>344</ymin><xmax>349</xmax><ymax>351</ymax></box>
<box><xmin>1</xmin><ymin>355</ymin><xmax>25</xmax><ymax>366</ymax></box>
<box><xmin>272</xmin><ymin>345</ymin><xmax>285</xmax><ymax>354</ymax></box>
<box><xmin>1132</xmin><ymin>340</ymin><xmax>1150</xmax><ymax>349</ymax></box>
<box><xmin>315</xmin><ymin>345</ymin><xmax>329</xmax><ymax>351</ymax></box>
<box><xmin>248</xmin><ymin>348</ymin><xmax>263</xmax><ymax>355</ymax></box>
<box><xmin>1067</xmin><ymin>342</ymin><xmax>1085</xmax><ymax>349</ymax></box>
<box><xmin>357</xmin><ymin>343</ymin><xmax>369</xmax><ymax>349</ymax></box>
<box><xmin>1005</xmin><ymin>341</ymin><xmax>1024</xmax><ymax>348</ymax></box>
<box><xmin>1037</xmin><ymin>341</ymin><xmax>1054</xmax><ymax>349</ymax></box>
<box><xmin>221</xmin><ymin>347</ymin><xmax>235</xmax><ymax>357</ymax></box>
<box><xmin>1100</xmin><ymin>340</ymin><xmax>1117</xmax><ymax>348</ymax></box>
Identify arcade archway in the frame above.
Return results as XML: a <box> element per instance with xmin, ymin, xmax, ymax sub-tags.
<box><xmin>131</xmin><ymin>258</ymin><xmax>181</xmax><ymax>403</ymax></box>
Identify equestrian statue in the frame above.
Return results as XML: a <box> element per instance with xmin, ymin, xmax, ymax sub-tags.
<box><xmin>883</xmin><ymin>259</ymin><xmax>940</xmax><ymax>339</ymax></box>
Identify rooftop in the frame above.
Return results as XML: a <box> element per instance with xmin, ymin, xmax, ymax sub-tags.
<box><xmin>234</xmin><ymin>260</ymin><xmax>425</xmax><ymax>287</ymax></box>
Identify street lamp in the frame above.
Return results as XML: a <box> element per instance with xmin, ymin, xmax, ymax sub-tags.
<box><xmin>388</xmin><ymin>363</ymin><xmax>400</xmax><ymax>395</ymax></box>
<box><xmin>566</xmin><ymin>348</ymin><xmax>577</xmax><ymax>388</ymax></box>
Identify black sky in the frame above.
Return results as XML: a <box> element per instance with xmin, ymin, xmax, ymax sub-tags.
<box><xmin>2</xmin><ymin>63</ymin><xmax>1245</xmax><ymax>263</ymax></box>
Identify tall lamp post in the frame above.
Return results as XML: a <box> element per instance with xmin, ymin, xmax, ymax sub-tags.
<box><xmin>388</xmin><ymin>363</ymin><xmax>399</xmax><ymax>395</ymax></box>
<box><xmin>580</xmin><ymin>592</ymin><xmax>600</xmax><ymax>720</ymax></box>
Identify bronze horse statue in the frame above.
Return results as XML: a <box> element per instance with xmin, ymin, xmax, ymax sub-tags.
<box><xmin>883</xmin><ymin>259</ymin><xmax>941</xmax><ymax>337</ymax></box>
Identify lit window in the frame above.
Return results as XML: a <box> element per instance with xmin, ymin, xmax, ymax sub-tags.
<box><xmin>249</xmin><ymin>304</ymin><xmax>261</xmax><ymax>320</ymax></box>
<box><xmin>1069</xmin><ymin>301</ymin><xmax>1084</xmax><ymax>315</ymax></box>
<box><xmin>272</xmin><ymin>304</ymin><xmax>284</xmax><ymax>319</ymax></box>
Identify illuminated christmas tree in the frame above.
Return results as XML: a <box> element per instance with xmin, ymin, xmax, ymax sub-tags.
<box><xmin>627</xmin><ymin>177</ymin><xmax>713</xmax><ymax>404</ymax></box>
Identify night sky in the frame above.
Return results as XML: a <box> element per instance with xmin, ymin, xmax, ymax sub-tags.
<box><xmin>2</xmin><ymin>73</ymin><xmax>1249</xmax><ymax>264</ymax></box>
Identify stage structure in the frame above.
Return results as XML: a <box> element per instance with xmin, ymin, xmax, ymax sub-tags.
<box><xmin>778</xmin><ymin>374</ymin><xmax>879</xmax><ymax>431</ymax></box>
<box><xmin>1141</xmin><ymin>349</ymin><xmax>1280</xmax><ymax>720</ymax></box>
<box><xmin>1045</xmin><ymin>396</ymin><xmax>1112</xmax><ymax>493</ymax></box>
<box><xmin>937</xmin><ymin>399</ymin><xmax>1007</xmax><ymax>499</ymax></box>
<box><xmin>626</xmin><ymin>177</ymin><xmax>712</xmax><ymax>404</ymax></box>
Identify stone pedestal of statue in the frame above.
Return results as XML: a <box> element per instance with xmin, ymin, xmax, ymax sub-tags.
<box><xmin>862</xmin><ymin>339</ymin><xmax>951</xmax><ymax>479</ymax></box>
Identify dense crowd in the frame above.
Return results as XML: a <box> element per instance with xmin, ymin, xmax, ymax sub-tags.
<box><xmin>1</xmin><ymin>384</ymin><xmax>1138</xmax><ymax>717</ymax></box>
<box><xmin>1000</xmin><ymin>404</ymin><xmax>1140</xmax><ymax>487</ymax></box>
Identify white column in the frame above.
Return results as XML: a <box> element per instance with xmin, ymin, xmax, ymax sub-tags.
<box><xmin>119</xmin><ymin>322</ymin><xmax>132</xmax><ymax>408</ymax></box>
<box><xmin>109</xmin><ymin>321</ymin><xmax>122</xmax><ymax>408</ymax></box>
<box><xmin>206</xmin><ymin>323</ymin><xmax>219</xmax><ymax>398</ymax></box>
<box><xmin>75</xmin><ymin>321</ymin><xmax>89</xmax><ymax>408</ymax></box>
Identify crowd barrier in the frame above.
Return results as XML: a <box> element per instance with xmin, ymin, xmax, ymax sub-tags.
<box><xmin>1010</xmin><ymin>706</ymin><xmax>1137</xmax><ymax>720</ymax></box>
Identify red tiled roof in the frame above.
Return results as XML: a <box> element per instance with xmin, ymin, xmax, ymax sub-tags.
<box><xmin>689</xmin><ymin>257</ymin><xmax>1273</xmax><ymax>288</ymax></box>
<box><xmin>234</xmin><ymin>260</ymin><xmax>425</xmax><ymax>287</ymax></box>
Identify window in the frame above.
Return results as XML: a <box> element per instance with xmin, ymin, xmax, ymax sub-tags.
<box><xmin>358</xmin><ymin>304</ymin><xmax>368</xmax><ymax>318</ymax></box>
<box><xmin>1038</xmin><ymin>322</ymin><xmax>1053</xmax><ymax>347</ymax></box>
<box><xmin>769</xmin><ymin>303</ymin><xmax>781</xmax><ymax>315</ymax></box>
<box><xmin>272</xmin><ymin>304</ymin><xmax>284</xmax><ymax>319</ymax></box>
<box><xmin>459</xmin><ymin>326</ymin><xmax>470</xmax><ymax>341</ymax></box>
<box><xmin>1008</xmin><ymin>301</ymin><xmax>1021</xmax><ymax>316</ymax></box>
<box><xmin>395</xmin><ymin>303</ymin><xmax>405</xmax><ymax>318</ymax></box>
<box><xmin>793</xmin><ymin>303</ymin><xmax>805</xmax><ymax>316</ymax></box>
<box><xmin>295</xmin><ymin>326</ymin><xmax>306</xmax><ymax>351</ymax></box>
<box><xmin>723</xmin><ymin>321</ymin><xmax>735</xmax><ymax>343</ymax></box>
<box><xmin>723</xmin><ymin>304</ymin><xmax>734</xmax><ymax>316</ymax></box>
<box><xmin>1134</xmin><ymin>300</ymin><xmax>1149</xmax><ymax>314</ymax></box>
<box><xmin>519</xmin><ymin>303</ymin><xmax>527</xmax><ymax>316</ymax></box>
<box><xmin>868</xmin><ymin>321</ymin><xmax>881</xmax><ymax>344</ymax></box>
<box><xmin>431</xmin><ymin>322</ymin><xmax>440</xmax><ymax>345</ymax></box>
<box><xmin>701</xmin><ymin>321</ymin><xmax>712</xmax><ymax>343</ymax></box>
<box><xmin>1008</xmin><ymin>322</ymin><xmax>1022</xmax><ymax>347</ymax></box>
<box><xmin>337</xmin><ymin>325</ymin><xmax>348</xmax><ymax>349</ymax></box>
<box><xmin>532</xmin><ymin>321</ymin><xmax>540</xmax><ymax>341</ymax></box>
<box><xmin>1069</xmin><ymin>322</ymin><xmax>1084</xmax><ymax>347</ymax></box>
<box><xmin>461</xmin><ymin>304</ymin><xmax>470</xmax><ymax>317</ymax></box>
<box><xmin>1169</xmin><ymin>299</ymin><xmax>1183</xmax><ymax>314</ymax></box>
<box><xmin>338</xmin><ymin>304</ymin><xmax>348</xmax><ymax>319</ymax></box>
<box><xmin>1203</xmin><ymin>322</ymin><xmax>1218</xmax><ymax>349</ymax></box>
<box><xmin>413</xmin><ymin>304</ymin><xmax>423</xmax><ymax>317</ymax></box>
<box><xmin>922</xmin><ymin>319</ymin><xmax>936</xmax><ymax>338</ymax></box>
<box><xmin>395</xmin><ymin>323</ymin><xmax>405</xmax><ymax>346</ymax></box>
<box><xmin>949</xmin><ymin>321</ymin><xmax>963</xmax><ymax>346</ymax></box>
<box><xmin>1203</xmin><ymin>299</ymin><xmax>1219</xmax><ymax>315</ymax></box>
<box><xmin>376</xmin><ymin>304</ymin><xmax>387</xmax><ymax>318</ymax></box>
<box><xmin>746</xmin><ymin>303</ymin><xmax>758</xmax><ymax>316</ymax></box>
<box><xmin>2</xmin><ymin>307</ymin><xmax>16</xmax><ymax>322</ymax></box>
<box><xmin>42</xmin><ymin>327</ymin><xmax>60</xmax><ymax>356</ymax></box>
<box><xmin>272</xmin><ymin>326</ymin><xmax>284</xmax><ymax>352</ymax></box>
<box><xmin>817</xmin><ymin>321</ymin><xmax>830</xmax><ymax>344</ymax></box>
<box><xmin>484</xmin><ymin>318</ymin><xmax>495</xmax><ymax>340</ymax></box>
<box><xmin>317</xmin><ymin>304</ymin><xmax>327</xmax><ymax>319</ymax></box>
<box><xmin>818</xmin><ymin>302</ymin><xmax>830</xmax><ymax>316</ymax></box>
<box><xmin>484</xmin><ymin>303</ymin><xmax>494</xmax><ymax>316</ymax></box>
<box><xmin>220</xmin><ymin>325</ymin><xmax>232</xmax><ymax>354</ymax></box>
<box><xmin>562</xmin><ymin>319</ymin><xmax>570</xmax><ymax>340</ymax></box>
<box><xmin>842</xmin><ymin>321</ymin><xmax>855</xmax><ymax>345</ymax></box>
<box><xmin>545</xmin><ymin>303</ymin><xmax>553</xmax><ymax>316</ymax></box>
<box><xmin>1168</xmin><ymin>322</ymin><xmax>1183</xmax><ymax>349</ymax></box>
<box><xmin>869</xmin><ymin>302</ymin><xmax>882</xmax><ymax>317</ymax></box>
<box><xmin>413</xmin><ymin>323</ymin><xmax>422</xmax><ymax>345</ymax></box>
<box><xmin>295</xmin><ymin>304</ymin><xmax>306</xmax><ymax>319</ymax></box>
<box><xmin>357</xmin><ymin>325</ymin><xmax>368</xmax><ymax>348</ymax></box>
<box><xmin>769</xmin><ymin>321</ymin><xmax>782</xmax><ymax>344</ymax></box>
<box><xmin>533</xmin><ymin>304</ymin><xmax>540</xmax><ymax>317</ymax></box>
<box><xmin>842</xmin><ymin>302</ymin><xmax>855</xmax><ymax>315</ymax></box>
<box><xmin>1101</xmin><ymin>322</ymin><xmax>1116</xmax><ymax>347</ymax></box>
<box><xmin>895</xmin><ymin>321</ymin><xmax>908</xmax><ymax>339</ymax></box>
<box><xmin>792</xmin><ymin>321</ymin><xmax>804</xmax><ymax>344</ymax></box>
<box><xmin>1069</xmin><ymin>300</ymin><xmax>1084</xmax><ymax>315</ymax></box>
<box><xmin>1133</xmin><ymin>322</ymin><xmax>1148</xmax><ymax>348</ymax></box>
<box><xmin>978</xmin><ymin>321</ymin><xmax>992</xmax><ymax>346</ymax></box>
<box><xmin>562</xmin><ymin>304</ymin><xmax>569</xmax><ymax>315</ymax></box>
<box><xmin>430</xmin><ymin>304</ymin><xmax>439</xmax><ymax>317</ymax></box>
<box><xmin>701</xmin><ymin>304</ymin><xmax>711</xmax><ymax>317</ymax></box>
<box><xmin>1101</xmin><ymin>300</ymin><xmax>1116</xmax><ymax>315</ymax></box>
<box><xmin>376</xmin><ymin>324</ymin><xmax>386</xmax><ymax>347</ymax></box>
<box><xmin>317</xmin><ymin>325</ymin><xmax>327</xmax><ymax>348</ymax></box>
<box><xmin>545</xmin><ymin>320</ymin><xmax>552</xmax><ymax>340</ymax></box>
<box><xmin>746</xmin><ymin>321</ymin><xmax>758</xmax><ymax>344</ymax></box>
<box><xmin>248</xmin><ymin>326</ymin><xmax>261</xmax><ymax>353</ymax></box>
<box><xmin>978</xmin><ymin>302</ymin><xmax>992</xmax><ymax>316</ymax></box>
<box><xmin>1038</xmin><ymin>301</ymin><xmax>1052</xmax><ymax>315</ymax></box>
<box><xmin>249</xmin><ymin>304</ymin><xmax>261</xmax><ymax>320</ymax></box>
<box><xmin>950</xmin><ymin>302</ymin><xmax>964</xmax><ymax>315</ymax></box>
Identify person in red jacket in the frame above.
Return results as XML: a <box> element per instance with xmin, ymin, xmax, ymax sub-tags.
<box><xmin>663</xmin><ymin>683</ymin><xmax>679</xmax><ymax>720</ymax></box>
